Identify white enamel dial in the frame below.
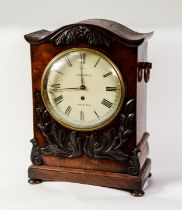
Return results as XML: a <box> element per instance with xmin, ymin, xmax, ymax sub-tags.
<box><xmin>41</xmin><ymin>48</ymin><xmax>125</xmax><ymax>131</ymax></box>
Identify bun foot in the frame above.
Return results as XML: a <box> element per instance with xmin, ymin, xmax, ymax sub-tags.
<box><xmin>28</xmin><ymin>178</ymin><xmax>42</xmax><ymax>184</ymax></box>
<box><xmin>148</xmin><ymin>172</ymin><xmax>152</xmax><ymax>178</ymax></box>
<box><xmin>130</xmin><ymin>190</ymin><xmax>144</xmax><ymax>197</ymax></box>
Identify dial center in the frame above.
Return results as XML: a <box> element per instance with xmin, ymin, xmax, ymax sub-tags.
<box><xmin>80</xmin><ymin>85</ymin><xmax>86</xmax><ymax>90</ymax></box>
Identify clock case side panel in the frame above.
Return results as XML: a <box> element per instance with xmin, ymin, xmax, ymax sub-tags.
<box><xmin>136</xmin><ymin>42</ymin><xmax>150</xmax><ymax>169</ymax></box>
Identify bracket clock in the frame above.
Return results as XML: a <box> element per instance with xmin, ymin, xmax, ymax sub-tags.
<box><xmin>25</xmin><ymin>19</ymin><xmax>153</xmax><ymax>196</ymax></box>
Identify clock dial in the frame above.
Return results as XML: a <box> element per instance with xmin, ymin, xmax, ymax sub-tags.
<box><xmin>41</xmin><ymin>48</ymin><xmax>125</xmax><ymax>131</ymax></box>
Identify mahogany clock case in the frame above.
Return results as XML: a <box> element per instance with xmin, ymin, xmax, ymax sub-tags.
<box><xmin>25</xmin><ymin>19</ymin><xmax>153</xmax><ymax>196</ymax></box>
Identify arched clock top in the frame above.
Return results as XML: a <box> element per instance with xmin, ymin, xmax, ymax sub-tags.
<box><xmin>24</xmin><ymin>19</ymin><xmax>153</xmax><ymax>47</ymax></box>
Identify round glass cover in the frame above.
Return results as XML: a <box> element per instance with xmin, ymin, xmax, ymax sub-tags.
<box><xmin>41</xmin><ymin>48</ymin><xmax>125</xmax><ymax>131</ymax></box>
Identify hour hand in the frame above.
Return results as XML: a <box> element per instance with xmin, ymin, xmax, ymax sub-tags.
<box><xmin>80</xmin><ymin>63</ymin><xmax>84</xmax><ymax>86</ymax></box>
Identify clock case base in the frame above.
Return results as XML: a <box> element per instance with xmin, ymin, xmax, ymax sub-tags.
<box><xmin>28</xmin><ymin>158</ymin><xmax>151</xmax><ymax>197</ymax></box>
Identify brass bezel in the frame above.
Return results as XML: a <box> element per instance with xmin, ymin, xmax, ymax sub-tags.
<box><xmin>41</xmin><ymin>48</ymin><xmax>125</xmax><ymax>132</ymax></box>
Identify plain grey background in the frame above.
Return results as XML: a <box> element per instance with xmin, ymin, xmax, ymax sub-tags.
<box><xmin>0</xmin><ymin>0</ymin><xmax>182</xmax><ymax>28</ymax></box>
<box><xmin>0</xmin><ymin>0</ymin><xmax>182</xmax><ymax>209</ymax></box>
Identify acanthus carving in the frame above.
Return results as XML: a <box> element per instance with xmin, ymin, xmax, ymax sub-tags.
<box><xmin>128</xmin><ymin>148</ymin><xmax>140</xmax><ymax>176</ymax></box>
<box><xmin>41</xmin><ymin>126</ymin><xmax>83</xmax><ymax>158</ymax></box>
<box><xmin>30</xmin><ymin>138</ymin><xmax>42</xmax><ymax>165</ymax></box>
<box><xmin>30</xmin><ymin>92</ymin><xmax>139</xmax><ymax>174</ymax></box>
<box><xmin>84</xmin><ymin>129</ymin><xmax>128</xmax><ymax>162</ymax></box>
<box><xmin>50</xmin><ymin>25</ymin><xmax>116</xmax><ymax>47</ymax></box>
<box><xmin>84</xmin><ymin>99</ymin><xmax>135</xmax><ymax>161</ymax></box>
<box><xmin>34</xmin><ymin>92</ymin><xmax>83</xmax><ymax>158</ymax></box>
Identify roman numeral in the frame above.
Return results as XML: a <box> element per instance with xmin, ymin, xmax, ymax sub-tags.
<box><xmin>80</xmin><ymin>52</ymin><xmax>86</xmax><ymax>64</ymax></box>
<box><xmin>65</xmin><ymin>56</ymin><xmax>72</xmax><ymax>67</ymax></box>
<box><xmin>103</xmin><ymin>72</ymin><xmax>112</xmax><ymax>78</ymax></box>
<box><xmin>80</xmin><ymin>110</ymin><xmax>84</xmax><ymax>121</ymax></box>
<box><xmin>53</xmin><ymin>95</ymin><xmax>63</xmax><ymax>105</ymax></box>
<box><xmin>101</xmin><ymin>99</ymin><xmax>113</xmax><ymax>108</ymax></box>
<box><xmin>65</xmin><ymin>106</ymin><xmax>72</xmax><ymax>115</ymax></box>
<box><xmin>51</xmin><ymin>84</ymin><xmax>60</xmax><ymax>89</ymax></box>
<box><xmin>94</xmin><ymin>58</ymin><xmax>100</xmax><ymax>67</ymax></box>
<box><xmin>94</xmin><ymin>110</ymin><xmax>100</xmax><ymax>119</ymax></box>
<box><xmin>106</xmin><ymin>87</ymin><xmax>117</xmax><ymax>91</ymax></box>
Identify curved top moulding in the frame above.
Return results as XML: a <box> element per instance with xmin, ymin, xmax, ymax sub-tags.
<box><xmin>24</xmin><ymin>19</ymin><xmax>153</xmax><ymax>47</ymax></box>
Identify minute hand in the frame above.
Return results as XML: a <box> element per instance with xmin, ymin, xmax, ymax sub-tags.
<box><xmin>50</xmin><ymin>87</ymin><xmax>81</xmax><ymax>91</ymax></box>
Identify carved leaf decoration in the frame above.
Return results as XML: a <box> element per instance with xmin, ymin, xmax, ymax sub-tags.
<box><xmin>50</xmin><ymin>124</ymin><xmax>66</xmax><ymax>149</ymax></box>
<box><xmin>41</xmin><ymin>126</ymin><xmax>83</xmax><ymax>157</ymax></box>
<box><xmin>114</xmin><ymin>99</ymin><xmax>135</xmax><ymax>150</ymax></box>
<box><xmin>50</xmin><ymin>25</ymin><xmax>115</xmax><ymax>47</ymax></box>
<box><xmin>84</xmin><ymin>132</ymin><xmax>99</xmax><ymax>157</ymax></box>
<box><xmin>125</xmin><ymin>113</ymin><xmax>135</xmax><ymax>129</ymax></box>
<box><xmin>41</xmin><ymin>144</ymin><xmax>67</xmax><ymax>156</ymax></box>
<box><xmin>35</xmin><ymin>91</ymin><xmax>53</xmax><ymax>145</ymax></box>
<box><xmin>128</xmin><ymin>148</ymin><xmax>140</xmax><ymax>176</ymax></box>
<box><xmin>41</xmin><ymin>123</ymin><xmax>70</xmax><ymax>156</ymax></box>
<box><xmin>105</xmin><ymin>129</ymin><xmax>118</xmax><ymax>152</ymax></box>
<box><xmin>30</xmin><ymin>138</ymin><xmax>42</xmax><ymax>165</ymax></box>
<box><xmin>84</xmin><ymin>129</ymin><xmax>128</xmax><ymax>162</ymax></box>
<box><xmin>36</xmin><ymin>109</ymin><xmax>51</xmax><ymax>133</ymax></box>
<box><xmin>68</xmin><ymin>131</ymin><xmax>83</xmax><ymax>157</ymax></box>
<box><xmin>33</xmin><ymin>92</ymin><xmax>135</xmax><ymax>164</ymax></box>
<box><xmin>124</xmin><ymin>99</ymin><xmax>135</xmax><ymax>117</ymax></box>
<box><xmin>120</xmin><ymin>113</ymin><xmax>125</xmax><ymax>128</ymax></box>
<box><xmin>123</xmin><ymin>130</ymin><xmax>132</xmax><ymax>141</ymax></box>
<box><xmin>43</xmin><ymin>110</ymin><xmax>52</xmax><ymax>128</ymax></box>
